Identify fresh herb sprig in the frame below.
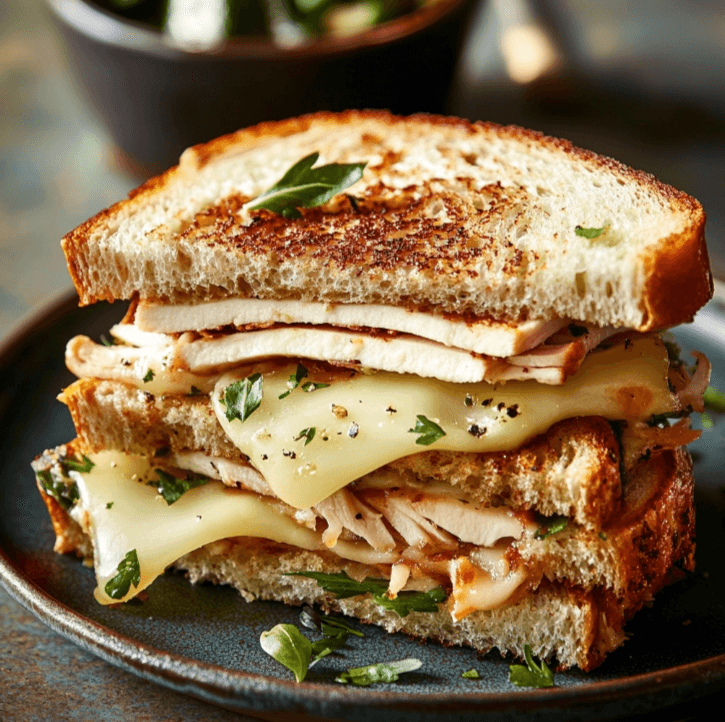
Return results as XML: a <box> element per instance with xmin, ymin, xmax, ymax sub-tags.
<box><xmin>104</xmin><ymin>549</ymin><xmax>141</xmax><ymax>601</ymax></box>
<box><xmin>246</xmin><ymin>153</ymin><xmax>366</xmax><ymax>219</ymax></box>
<box><xmin>148</xmin><ymin>469</ymin><xmax>209</xmax><ymax>505</ymax></box>
<box><xmin>408</xmin><ymin>415</ymin><xmax>446</xmax><ymax>446</ymax></box>
<box><xmin>223</xmin><ymin>373</ymin><xmax>263</xmax><ymax>423</ymax></box>
<box><xmin>509</xmin><ymin>645</ymin><xmax>555</xmax><ymax>688</ymax></box>
<box><xmin>287</xmin><ymin>571</ymin><xmax>446</xmax><ymax>617</ymax></box>
<box><xmin>36</xmin><ymin>470</ymin><xmax>79</xmax><ymax>511</ymax></box>
<box><xmin>704</xmin><ymin>385</ymin><xmax>725</xmax><ymax>412</ymax></box>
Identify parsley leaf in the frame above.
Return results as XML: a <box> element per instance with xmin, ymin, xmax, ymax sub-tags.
<box><xmin>509</xmin><ymin>645</ymin><xmax>555</xmax><ymax>688</ymax></box>
<box><xmin>279</xmin><ymin>363</ymin><xmax>309</xmax><ymax>399</ymax></box>
<box><xmin>336</xmin><ymin>658</ymin><xmax>422</xmax><ymax>686</ymax></box>
<box><xmin>106</xmin><ymin>502</ymin><xmax>114</xmax><ymax>509</ymax></box>
<box><xmin>143</xmin><ymin>368</ymin><xmax>155</xmax><ymax>383</ymax></box>
<box><xmin>295</xmin><ymin>427</ymin><xmax>316</xmax><ymax>446</ymax></box>
<box><xmin>575</xmin><ymin>225</ymin><xmax>607</xmax><ymax>239</ymax></box>
<box><xmin>104</xmin><ymin>549</ymin><xmax>141</xmax><ymax>600</ymax></box>
<box><xmin>246</xmin><ymin>153</ymin><xmax>366</xmax><ymax>219</ymax></box>
<box><xmin>534</xmin><ymin>514</ymin><xmax>569</xmax><ymax>540</ymax></box>
<box><xmin>704</xmin><ymin>386</ymin><xmax>725</xmax><ymax>412</ymax></box>
<box><xmin>36</xmin><ymin>470</ymin><xmax>79</xmax><ymax>511</ymax></box>
<box><xmin>148</xmin><ymin>469</ymin><xmax>209</xmax><ymax>505</ymax></box>
<box><xmin>287</xmin><ymin>571</ymin><xmax>446</xmax><ymax>617</ymax></box>
<box><xmin>260</xmin><ymin>623</ymin><xmax>312</xmax><ymax>682</ymax></box>
<box><xmin>310</xmin><ymin>633</ymin><xmax>350</xmax><ymax>662</ymax></box>
<box><xmin>187</xmin><ymin>385</ymin><xmax>203</xmax><ymax>396</ymax></box>
<box><xmin>462</xmin><ymin>669</ymin><xmax>480</xmax><ymax>679</ymax></box>
<box><xmin>408</xmin><ymin>415</ymin><xmax>446</xmax><ymax>446</ymax></box>
<box><xmin>60</xmin><ymin>454</ymin><xmax>95</xmax><ymax>474</ymax></box>
<box><xmin>223</xmin><ymin>373</ymin><xmax>263</xmax><ymax>423</ymax></box>
<box><xmin>302</xmin><ymin>381</ymin><xmax>330</xmax><ymax>393</ymax></box>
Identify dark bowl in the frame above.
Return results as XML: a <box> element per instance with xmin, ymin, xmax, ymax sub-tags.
<box><xmin>46</xmin><ymin>0</ymin><xmax>479</xmax><ymax>174</ymax></box>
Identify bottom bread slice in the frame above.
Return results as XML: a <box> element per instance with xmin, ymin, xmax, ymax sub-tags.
<box><xmin>35</xmin><ymin>443</ymin><xmax>695</xmax><ymax>672</ymax></box>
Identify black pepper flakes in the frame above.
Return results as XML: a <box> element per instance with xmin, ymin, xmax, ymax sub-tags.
<box><xmin>464</xmin><ymin>394</ymin><xmax>474</xmax><ymax>407</ymax></box>
<box><xmin>355</xmin><ymin>513</ymin><xmax>363</xmax><ymax>520</ymax></box>
<box><xmin>467</xmin><ymin>424</ymin><xmax>487</xmax><ymax>438</ymax></box>
<box><xmin>386</xmin><ymin>406</ymin><xmax>397</xmax><ymax>414</ymax></box>
<box><xmin>283</xmin><ymin>450</ymin><xmax>297</xmax><ymax>459</ymax></box>
<box><xmin>497</xmin><ymin>402</ymin><xmax>506</xmax><ymax>411</ymax></box>
<box><xmin>506</xmin><ymin>404</ymin><xmax>520</xmax><ymax>418</ymax></box>
<box><xmin>482</xmin><ymin>398</ymin><xmax>493</xmax><ymax>407</ymax></box>
<box><xmin>261</xmin><ymin>454</ymin><xmax>268</xmax><ymax>460</ymax></box>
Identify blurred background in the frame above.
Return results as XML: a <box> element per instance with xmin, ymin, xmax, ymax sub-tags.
<box><xmin>1</xmin><ymin>0</ymin><xmax>724</xmax><ymax>339</ymax></box>
<box><xmin>1</xmin><ymin>0</ymin><xmax>724</xmax><ymax>718</ymax></box>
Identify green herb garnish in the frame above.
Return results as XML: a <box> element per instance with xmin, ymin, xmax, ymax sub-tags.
<box><xmin>106</xmin><ymin>502</ymin><xmax>114</xmax><ymax>509</ymax></box>
<box><xmin>702</xmin><ymin>413</ymin><xmax>714</xmax><ymax>430</ymax></box>
<box><xmin>148</xmin><ymin>469</ymin><xmax>209</xmax><ymax>505</ymax></box>
<box><xmin>509</xmin><ymin>645</ymin><xmax>555</xmax><ymax>688</ymax></box>
<box><xmin>187</xmin><ymin>385</ymin><xmax>203</xmax><ymax>396</ymax></box>
<box><xmin>336</xmin><ymin>658</ymin><xmax>422</xmax><ymax>686</ymax></box>
<box><xmin>36</xmin><ymin>470</ymin><xmax>79</xmax><ymax>511</ymax></box>
<box><xmin>534</xmin><ymin>515</ymin><xmax>569</xmax><ymax>540</ymax></box>
<box><xmin>60</xmin><ymin>454</ymin><xmax>95</xmax><ymax>474</ymax></box>
<box><xmin>302</xmin><ymin>381</ymin><xmax>330</xmax><ymax>393</ymax></box>
<box><xmin>279</xmin><ymin>363</ymin><xmax>309</xmax><ymax>399</ymax></box>
<box><xmin>462</xmin><ymin>668</ymin><xmax>480</xmax><ymax>679</ymax></box>
<box><xmin>295</xmin><ymin>427</ymin><xmax>316</xmax><ymax>446</ymax></box>
<box><xmin>104</xmin><ymin>549</ymin><xmax>141</xmax><ymax>601</ymax></box>
<box><xmin>287</xmin><ymin>571</ymin><xmax>446</xmax><ymax>617</ymax></box>
<box><xmin>575</xmin><ymin>225</ymin><xmax>607</xmax><ymax>239</ymax></box>
<box><xmin>260</xmin><ymin>624</ymin><xmax>312</xmax><ymax>682</ymax></box>
<box><xmin>704</xmin><ymin>386</ymin><xmax>725</xmax><ymax>412</ymax></box>
<box><xmin>408</xmin><ymin>415</ymin><xmax>446</xmax><ymax>446</ymax></box>
<box><xmin>223</xmin><ymin>373</ymin><xmax>263</xmax><ymax>423</ymax></box>
<box><xmin>143</xmin><ymin>368</ymin><xmax>155</xmax><ymax>383</ymax></box>
<box><xmin>246</xmin><ymin>152</ymin><xmax>366</xmax><ymax>219</ymax></box>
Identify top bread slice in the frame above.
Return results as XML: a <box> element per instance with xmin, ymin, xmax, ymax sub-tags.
<box><xmin>62</xmin><ymin>111</ymin><xmax>711</xmax><ymax>331</ymax></box>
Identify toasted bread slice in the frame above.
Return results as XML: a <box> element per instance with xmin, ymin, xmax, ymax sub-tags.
<box><xmin>60</xmin><ymin>377</ymin><xmax>623</xmax><ymax>529</ymax></box>
<box><xmin>62</xmin><ymin>111</ymin><xmax>711</xmax><ymax>331</ymax></box>
<box><xmin>34</xmin><ymin>442</ymin><xmax>694</xmax><ymax>671</ymax></box>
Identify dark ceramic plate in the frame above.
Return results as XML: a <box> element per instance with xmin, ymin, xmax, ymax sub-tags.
<box><xmin>1</xmin><ymin>290</ymin><xmax>725</xmax><ymax>721</ymax></box>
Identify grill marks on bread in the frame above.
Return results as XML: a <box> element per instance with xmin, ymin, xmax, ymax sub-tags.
<box><xmin>172</xmin><ymin>180</ymin><xmax>536</xmax><ymax>282</ymax></box>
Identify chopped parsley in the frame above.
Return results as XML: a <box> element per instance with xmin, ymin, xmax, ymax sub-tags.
<box><xmin>104</xmin><ymin>549</ymin><xmax>141</xmax><ymax>600</ymax></box>
<box><xmin>462</xmin><ymin>668</ymin><xmax>480</xmax><ymax>679</ymax></box>
<box><xmin>279</xmin><ymin>363</ymin><xmax>308</xmax><ymax>399</ymax></box>
<box><xmin>509</xmin><ymin>645</ymin><xmax>555</xmax><ymax>688</ymax></box>
<box><xmin>60</xmin><ymin>454</ymin><xmax>95</xmax><ymax>474</ymax></box>
<box><xmin>286</xmin><ymin>571</ymin><xmax>446</xmax><ymax>617</ymax></box>
<box><xmin>223</xmin><ymin>373</ymin><xmax>263</xmax><ymax>423</ymax></box>
<box><xmin>336</xmin><ymin>658</ymin><xmax>422</xmax><ymax>686</ymax></box>
<box><xmin>106</xmin><ymin>501</ymin><xmax>114</xmax><ymax>510</ymax></box>
<box><xmin>575</xmin><ymin>225</ymin><xmax>607</xmax><ymax>239</ymax></box>
<box><xmin>148</xmin><ymin>469</ymin><xmax>210</xmax><ymax>505</ymax></box>
<box><xmin>408</xmin><ymin>415</ymin><xmax>446</xmax><ymax>446</ymax></box>
<box><xmin>295</xmin><ymin>427</ymin><xmax>316</xmax><ymax>446</ymax></box>
<box><xmin>704</xmin><ymin>386</ymin><xmax>725</xmax><ymax>412</ymax></box>
<box><xmin>302</xmin><ymin>381</ymin><xmax>330</xmax><ymax>393</ymax></box>
<box><xmin>534</xmin><ymin>514</ymin><xmax>569</xmax><ymax>540</ymax></box>
<box><xmin>143</xmin><ymin>368</ymin><xmax>155</xmax><ymax>383</ymax></box>
<box><xmin>36</xmin><ymin>470</ymin><xmax>79</xmax><ymax>511</ymax></box>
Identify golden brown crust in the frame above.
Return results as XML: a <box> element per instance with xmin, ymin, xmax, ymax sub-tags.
<box><xmin>60</xmin><ymin>110</ymin><xmax>711</xmax><ymax>330</ymax></box>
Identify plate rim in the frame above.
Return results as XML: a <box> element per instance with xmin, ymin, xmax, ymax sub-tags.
<box><xmin>2</xmin><ymin>288</ymin><xmax>725</xmax><ymax>718</ymax></box>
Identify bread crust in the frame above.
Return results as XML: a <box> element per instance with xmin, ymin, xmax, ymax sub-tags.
<box><xmin>61</xmin><ymin>111</ymin><xmax>711</xmax><ymax>331</ymax></box>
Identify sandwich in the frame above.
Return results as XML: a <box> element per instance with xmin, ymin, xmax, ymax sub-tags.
<box><xmin>33</xmin><ymin>111</ymin><xmax>712</xmax><ymax>671</ymax></box>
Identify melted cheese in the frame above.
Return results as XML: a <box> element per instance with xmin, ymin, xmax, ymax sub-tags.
<box><xmin>136</xmin><ymin>298</ymin><xmax>567</xmax><ymax>356</ymax></box>
<box><xmin>212</xmin><ymin>337</ymin><xmax>677</xmax><ymax>509</ymax></box>
<box><xmin>70</xmin><ymin>451</ymin><xmax>399</xmax><ymax>605</ymax></box>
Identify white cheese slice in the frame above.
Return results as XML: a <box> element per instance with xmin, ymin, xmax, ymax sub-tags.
<box><xmin>70</xmin><ymin>451</ymin><xmax>401</xmax><ymax>605</ymax></box>
<box><xmin>136</xmin><ymin>298</ymin><xmax>567</xmax><ymax>357</ymax></box>
<box><xmin>211</xmin><ymin>337</ymin><xmax>676</xmax><ymax>510</ymax></box>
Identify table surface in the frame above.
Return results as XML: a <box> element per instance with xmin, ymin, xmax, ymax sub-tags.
<box><xmin>2</xmin><ymin>0</ymin><xmax>725</xmax><ymax>719</ymax></box>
